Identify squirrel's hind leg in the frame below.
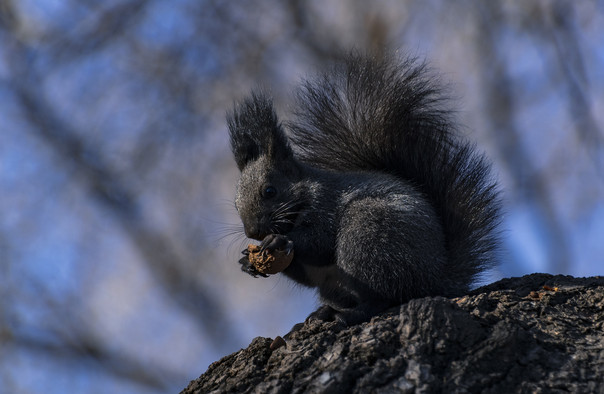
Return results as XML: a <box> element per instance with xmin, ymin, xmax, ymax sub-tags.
<box><xmin>315</xmin><ymin>279</ymin><xmax>394</xmax><ymax>326</ymax></box>
<box><xmin>283</xmin><ymin>300</ymin><xmax>390</xmax><ymax>340</ymax></box>
<box><xmin>330</xmin><ymin>300</ymin><xmax>393</xmax><ymax>326</ymax></box>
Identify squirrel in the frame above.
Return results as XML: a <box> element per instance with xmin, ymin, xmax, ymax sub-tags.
<box><xmin>227</xmin><ymin>52</ymin><xmax>501</xmax><ymax>326</ymax></box>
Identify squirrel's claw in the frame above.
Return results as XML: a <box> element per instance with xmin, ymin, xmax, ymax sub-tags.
<box><xmin>260</xmin><ymin>234</ymin><xmax>294</xmax><ymax>255</ymax></box>
<box><xmin>238</xmin><ymin>255</ymin><xmax>268</xmax><ymax>278</ymax></box>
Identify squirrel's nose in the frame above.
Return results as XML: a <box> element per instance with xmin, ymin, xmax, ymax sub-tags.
<box><xmin>244</xmin><ymin>224</ymin><xmax>265</xmax><ymax>241</ymax></box>
<box><xmin>245</xmin><ymin>229</ymin><xmax>260</xmax><ymax>240</ymax></box>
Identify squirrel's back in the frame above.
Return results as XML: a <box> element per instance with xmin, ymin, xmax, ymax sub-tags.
<box><xmin>288</xmin><ymin>53</ymin><xmax>501</xmax><ymax>293</ymax></box>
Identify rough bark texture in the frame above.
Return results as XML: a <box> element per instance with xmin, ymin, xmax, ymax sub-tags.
<box><xmin>182</xmin><ymin>274</ymin><xmax>604</xmax><ymax>393</ymax></box>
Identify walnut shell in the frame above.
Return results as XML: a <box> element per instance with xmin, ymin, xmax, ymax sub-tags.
<box><xmin>247</xmin><ymin>244</ymin><xmax>293</xmax><ymax>275</ymax></box>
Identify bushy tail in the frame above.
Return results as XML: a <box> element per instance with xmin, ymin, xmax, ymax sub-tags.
<box><xmin>288</xmin><ymin>53</ymin><xmax>501</xmax><ymax>291</ymax></box>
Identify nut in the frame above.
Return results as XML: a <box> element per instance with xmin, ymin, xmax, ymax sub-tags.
<box><xmin>247</xmin><ymin>244</ymin><xmax>293</xmax><ymax>275</ymax></box>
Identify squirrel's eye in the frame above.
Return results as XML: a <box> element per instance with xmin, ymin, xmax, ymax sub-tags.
<box><xmin>263</xmin><ymin>186</ymin><xmax>277</xmax><ymax>199</ymax></box>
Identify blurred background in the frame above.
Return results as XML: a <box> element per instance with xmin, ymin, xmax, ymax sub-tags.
<box><xmin>1</xmin><ymin>0</ymin><xmax>603</xmax><ymax>392</ymax></box>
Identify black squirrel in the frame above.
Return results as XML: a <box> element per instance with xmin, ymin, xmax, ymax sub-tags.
<box><xmin>227</xmin><ymin>53</ymin><xmax>501</xmax><ymax>326</ymax></box>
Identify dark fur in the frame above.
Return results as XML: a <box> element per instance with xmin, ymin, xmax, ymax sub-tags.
<box><xmin>228</xmin><ymin>53</ymin><xmax>501</xmax><ymax>326</ymax></box>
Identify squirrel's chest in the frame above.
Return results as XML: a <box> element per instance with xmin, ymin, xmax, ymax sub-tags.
<box><xmin>303</xmin><ymin>263</ymin><xmax>340</xmax><ymax>289</ymax></box>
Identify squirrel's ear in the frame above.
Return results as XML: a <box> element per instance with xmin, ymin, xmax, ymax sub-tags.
<box><xmin>227</xmin><ymin>92</ymin><xmax>293</xmax><ymax>171</ymax></box>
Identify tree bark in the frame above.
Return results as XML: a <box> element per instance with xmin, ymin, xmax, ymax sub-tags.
<box><xmin>182</xmin><ymin>273</ymin><xmax>604</xmax><ymax>393</ymax></box>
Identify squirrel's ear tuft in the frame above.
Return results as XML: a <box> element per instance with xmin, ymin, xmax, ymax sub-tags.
<box><xmin>227</xmin><ymin>92</ymin><xmax>293</xmax><ymax>171</ymax></box>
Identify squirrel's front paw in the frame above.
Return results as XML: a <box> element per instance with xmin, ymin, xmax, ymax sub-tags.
<box><xmin>238</xmin><ymin>253</ymin><xmax>268</xmax><ymax>278</ymax></box>
<box><xmin>259</xmin><ymin>234</ymin><xmax>294</xmax><ymax>255</ymax></box>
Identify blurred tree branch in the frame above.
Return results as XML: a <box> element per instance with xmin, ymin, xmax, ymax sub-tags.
<box><xmin>1</xmin><ymin>0</ymin><xmax>238</xmax><ymax>367</ymax></box>
<box><xmin>474</xmin><ymin>2</ymin><xmax>571</xmax><ymax>274</ymax></box>
<box><xmin>547</xmin><ymin>0</ymin><xmax>603</xmax><ymax>173</ymax></box>
<box><xmin>10</xmin><ymin>315</ymin><xmax>180</xmax><ymax>391</ymax></box>
<box><xmin>8</xmin><ymin>34</ymin><xmax>236</xmax><ymax>344</ymax></box>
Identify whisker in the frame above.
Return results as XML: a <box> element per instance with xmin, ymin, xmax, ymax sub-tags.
<box><xmin>227</xmin><ymin>233</ymin><xmax>254</xmax><ymax>257</ymax></box>
<box><xmin>270</xmin><ymin>199</ymin><xmax>301</xmax><ymax>221</ymax></box>
<box><xmin>273</xmin><ymin>218</ymin><xmax>295</xmax><ymax>226</ymax></box>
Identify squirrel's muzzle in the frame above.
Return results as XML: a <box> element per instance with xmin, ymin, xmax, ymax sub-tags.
<box><xmin>243</xmin><ymin>223</ymin><xmax>266</xmax><ymax>241</ymax></box>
